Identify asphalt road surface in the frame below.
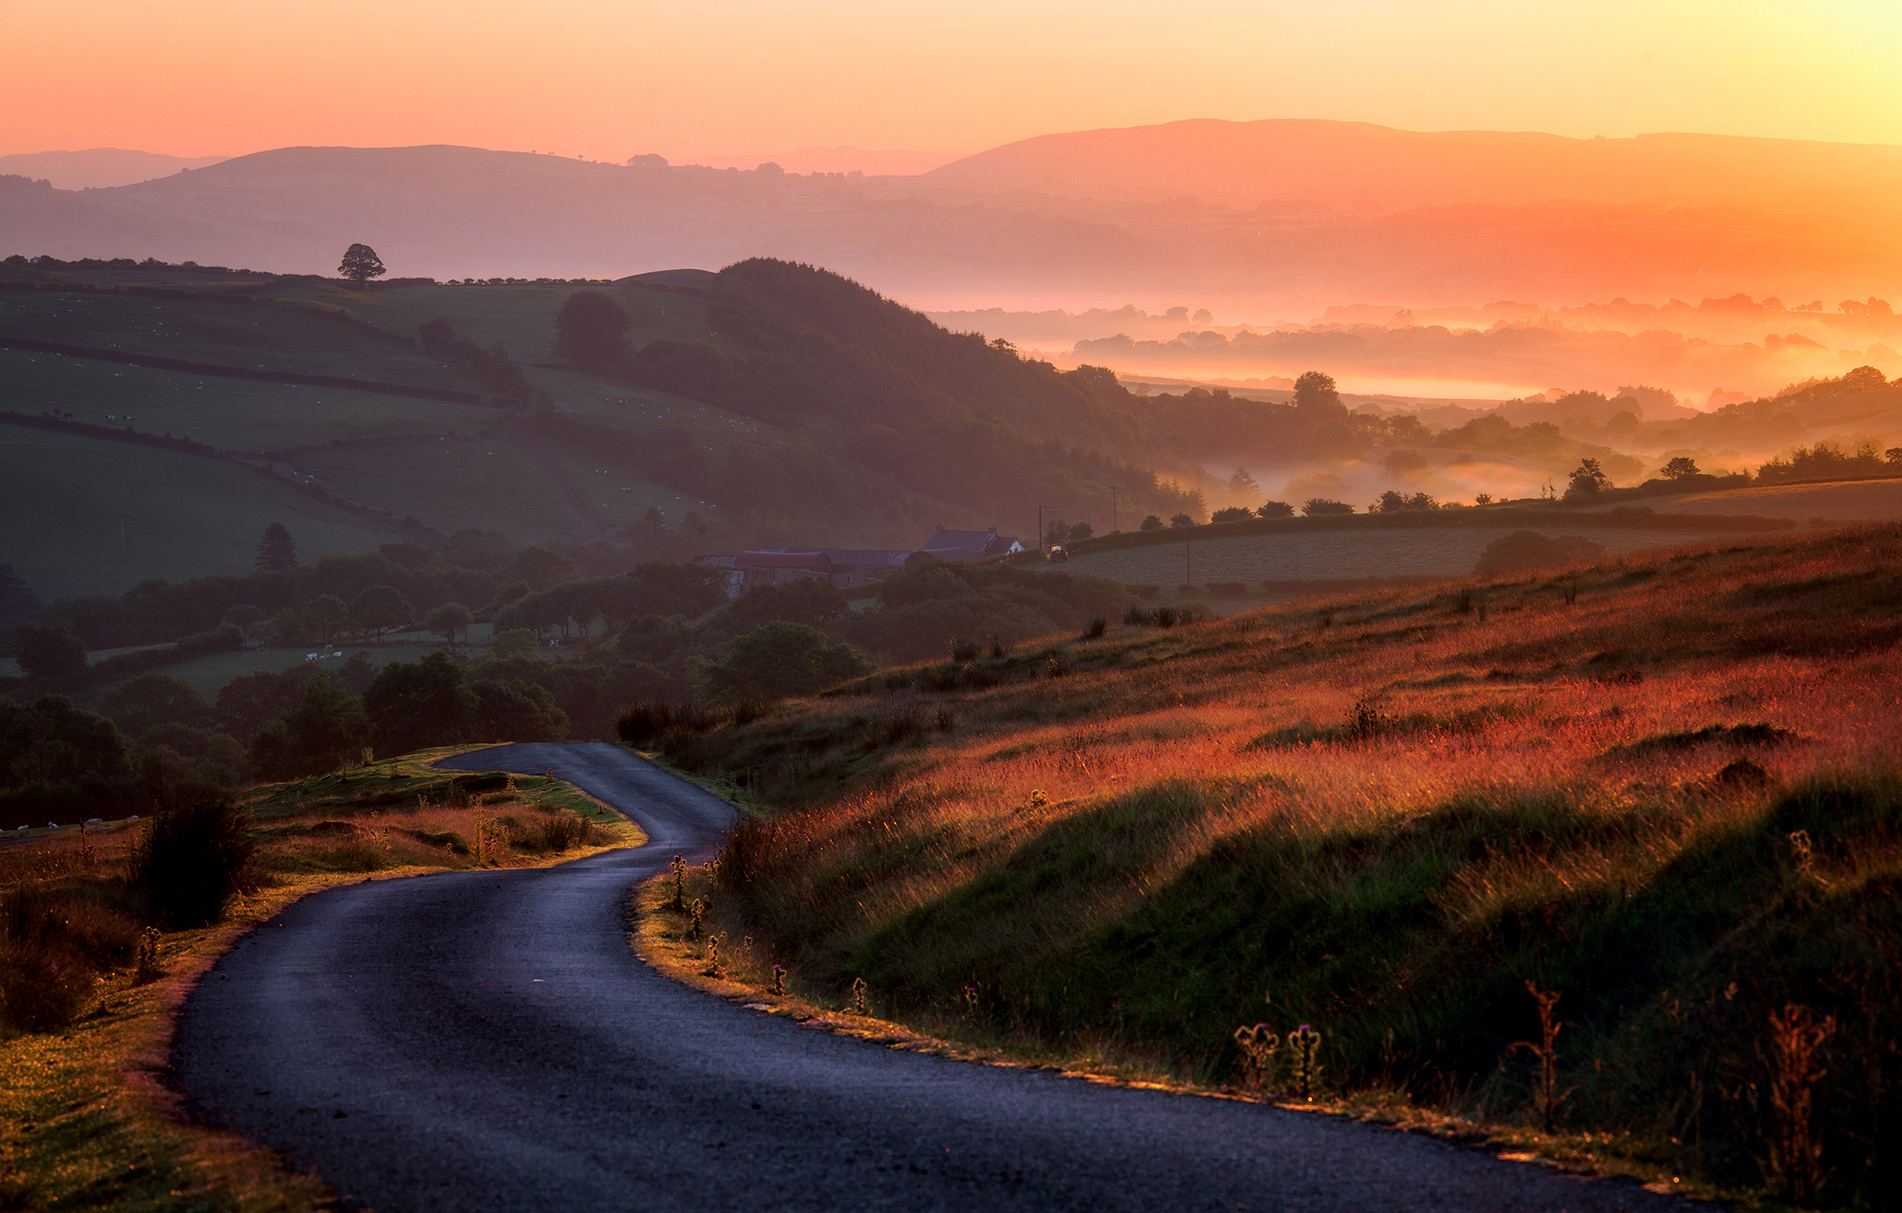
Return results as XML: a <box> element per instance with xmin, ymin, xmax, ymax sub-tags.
<box><xmin>174</xmin><ymin>743</ymin><xmax>1693</xmax><ymax>1212</ymax></box>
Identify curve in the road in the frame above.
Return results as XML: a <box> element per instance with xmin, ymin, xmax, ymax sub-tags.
<box><xmin>174</xmin><ymin>742</ymin><xmax>1693</xmax><ymax>1211</ymax></box>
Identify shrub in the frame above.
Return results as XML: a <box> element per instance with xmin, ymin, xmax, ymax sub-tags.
<box><xmin>131</xmin><ymin>797</ymin><xmax>257</xmax><ymax>929</ymax></box>
<box><xmin>616</xmin><ymin>700</ymin><xmax>676</xmax><ymax>744</ymax></box>
<box><xmin>1138</xmin><ymin>515</ymin><xmax>1164</xmax><ymax>531</ymax></box>
<box><xmin>1256</xmin><ymin>501</ymin><xmax>1294</xmax><ymax>518</ymax></box>
<box><xmin>539</xmin><ymin>812</ymin><xmax>592</xmax><ymax>851</ymax></box>
<box><xmin>1210</xmin><ymin>506</ymin><xmax>1252</xmax><ymax>524</ymax></box>
<box><xmin>1474</xmin><ymin>530</ymin><xmax>1609</xmax><ymax>577</ymax></box>
<box><xmin>1083</xmin><ymin>614</ymin><xmax>1108</xmax><ymax>639</ymax></box>
<box><xmin>1301</xmin><ymin>498</ymin><xmax>1354</xmax><ymax>516</ymax></box>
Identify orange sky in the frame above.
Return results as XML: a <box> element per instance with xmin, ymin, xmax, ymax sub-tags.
<box><xmin>5</xmin><ymin>0</ymin><xmax>1901</xmax><ymax>161</ymax></box>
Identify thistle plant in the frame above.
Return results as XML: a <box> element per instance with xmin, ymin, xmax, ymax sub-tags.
<box><xmin>670</xmin><ymin>854</ymin><xmax>687</xmax><ymax>911</ymax></box>
<box><xmin>1509</xmin><ymin>980</ymin><xmax>1569</xmax><ymax>1131</ymax></box>
<box><xmin>134</xmin><ymin>926</ymin><xmax>164</xmax><ymax>983</ymax></box>
<box><xmin>1789</xmin><ymin>830</ymin><xmax>1828</xmax><ymax>886</ymax></box>
<box><xmin>962</xmin><ymin>985</ymin><xmax>979</xmax><ymax>1020</ymax></box>
<box><xmin>688</xmin><ymin>897</ymin><xmax>705</xmax><ymax>941</ymax></box>
<box><xmin>1232</xmin><ymin>1023</ymin><xmax>1280</xmax><ymax>1093</ymax></box>
<box><xmin>851</xmin><ymin>976</ymin><xmax>869</xmax><ymax>1016</ymax></box>
<box><xmin>1764</xmin><ymin>1002</ymin><xmax>1836</xmax><ymax>1203</ymax></box>
<box><xmin>702</xmin><ymin>934</ymin><xmax>724</xmax><ymax>977</ymax></box>
<box><xmin>770</xmin><ymin>964</ymin><xmax>785</xmax><ymax>996</ymax></box>
<box><xmin>1288</xmin><ymin>1023</ymin><xmax>1324</xmax><ymax>1101</ymax></box>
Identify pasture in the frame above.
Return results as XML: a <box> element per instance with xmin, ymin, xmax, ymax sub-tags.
<box><xmin>0</xmin><ymin>426</ymin><xmax>403</xmax><ymax>601</ymax></box>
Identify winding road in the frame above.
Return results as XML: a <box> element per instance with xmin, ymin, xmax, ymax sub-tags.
<box><xmin>174</xmin><ymin>743</ymin><xmax>1692</xmax><ymax>1211</ymax></box>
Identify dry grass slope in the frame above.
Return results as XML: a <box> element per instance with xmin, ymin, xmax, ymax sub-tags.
<box><xmin>663</xmin><ymin>526</ymin><xmax>1902</xmax><ymax>1209</ymax></box>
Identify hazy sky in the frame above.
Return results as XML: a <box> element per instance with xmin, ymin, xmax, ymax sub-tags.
<box><xmin>6</xmin><ymin>0</ymin><xmax>1901</xmax><ymax>159</ymax></box>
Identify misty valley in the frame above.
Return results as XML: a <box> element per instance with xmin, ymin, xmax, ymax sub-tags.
<box><xmin>4</xmin><ymin>126</ymin><xmax>1902</xmax><ymax>1213</ymax></box>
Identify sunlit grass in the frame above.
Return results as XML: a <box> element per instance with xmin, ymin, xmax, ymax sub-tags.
<box><xmin>657</xmin><ymin>524</ymin><xmax>1902</xmax><ymax>1207</ymax></box>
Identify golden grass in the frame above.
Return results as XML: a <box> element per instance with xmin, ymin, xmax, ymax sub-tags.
<box><xmin>649</xmin><ymin>524</ymin><xmax>1902</xmax><ymax>1207</ymax></box>
<box><xmin>0</xmin><ymin>744</ymin><xmax>645</xmax><ymax>1212</ymax></box>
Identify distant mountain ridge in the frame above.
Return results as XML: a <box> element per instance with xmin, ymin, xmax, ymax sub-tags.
<box><xmin>3</xmin><ymin>121</ymin><xmax>1899</xmax><ymax>308</ymax></box>
<box><xmin>0</xmin><ymin>148</ymin><xmax>228</xmax><ymax>190</ymax></box>
<box><xmin>920</xmin><ymin>118</ymin><xmax>1902</xmax><ymax>210</ymax></box>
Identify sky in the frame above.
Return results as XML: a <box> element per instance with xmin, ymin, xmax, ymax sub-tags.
<box><xmin>5</xmin><ymin>0</ymin><xmax>1902</xmax><ymax>160</ymax></box>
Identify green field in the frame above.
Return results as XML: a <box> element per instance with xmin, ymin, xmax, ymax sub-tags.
<box><xmin>1056</xmin><ymin>522</ymin><xmax>1756</xmax><ymax>587</ymax></box>
<box><xmin>0</xmin><ymin>349</ymin><xmax>500</xmax><ymax>451</ymax></box>
<box><xmin>290</xmin><ymin>436</ymin><xmax>583</xmax><ymax>538</ymax></box>
<box><xmin>76</xmin><ymin>628</ymin><xmax>496</xmax><ymax>705</ymax></box>
<box><xmin>0</xmin><ymin>289</ymin><xmax>488</xmax><ymax>388</ymax></box>
<box><xmin>264</xmin><ymin>277</ymin><xmax>738</xmax><ymax>366</ymax></box>
<box><xmin>0</xmin><ymin>427</ymin><xmax>407</xmax><ymax>601</ymax></box>
<box><xmin>0</xmin><ymin>278</ymin><xmax>805</xmax><ymax>603</ymax></box>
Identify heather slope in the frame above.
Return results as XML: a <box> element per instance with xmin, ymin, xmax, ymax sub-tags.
<box><xmin>664</xmin><ymin>525</ymin><xmax>1902</xmax><ymax>1207</ymax></box>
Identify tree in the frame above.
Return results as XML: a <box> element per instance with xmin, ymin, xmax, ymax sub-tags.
<box><xmin>426</xmin><ymin>602</ymin><xmax>474</xmax><ymax>646</ymax></box>
<box><xmin>1210</xmin><ymin>506</ymin><xmax>1252</xmax><ymax>523</ymax></box>
<box><xmin>727</xmin><ymin>579</ymin><xmax>848</xmax><ymax>632</ymax></box>
<box><xmin>1256</xmin><ymin>501</ymin><xmax>1294</xmax><ymax>518</ymax></box>
<box><xmin>350</xmin><ymin>586</ymin><xmax>414</xmax><ymax>640</ymax></box>
<box><xmin>363</xmin><ymin>653</ymin><xmax>475</xmax><ymax>756</ymax></box>
<box><xmin>303</xmin><ymin>594</ymin><xmax>349</xmax><ymax>644</ymax></box>
<box><xmin>1661</xmin><ymin>456</ymin><xmax>1702</xmax><ymax>480</ymax></box>
<box><xmin>338</xmin><ymin>243</ymin><xmax>386</xmax><ymax>287</ymax></box>
<box><xmin>1227</xmin><ymin>467</ymin><xmax>1259</xmax><ymax>496</ymax></box>
<box><xmin>100</xmin><ymin>673</ymin><xmax>209</xmax><ymax>741</ymax></box>
<box><xmin>490</xmin><ymin>627</ymin><xmax>542</xmax><ymax>660</ymax></box>
<box><xmin>0</xmin><ymin>695</ymin><xmax>128</xmax><ymax>788</ymax></box>
<box><xmin>1291</xmin><ymin>371</ymin><xmax>1347</xmax><ymax>421</ymax></box>
<box><xmin>248</xmin><ymin>672</ymin><xmax>368</xmax><ymax>780</ymax></box>
<box><xmin>1067</xmin><ymin>521</ymin><xmax>1093</xmax><ymax>542</ymax></box>
<box><xmin>507</xmin><ymin>545</ymin><xmax>581</xmax><ymax>591</ymax></box>
<box><xmin>554</xmin><ymin>290</ymin><xmax>632</xmax><ymax>367</ymax></box>
<box><xmin>1139</xmin><ymin>515</ymin><xmax>1164</xmax><ymax>531</ymax></box>
<box><xmin>1301</xmin><ymin>498</ymin><xmax>1354</xmax><ymax>516</ymax></box>
<box><xmin>1169</xmin><ymin>513</ymin><xmax>1196</xmax><ymax>528</ymax></box>
<box><xmin>697</xmin><ymin>621</ymin><xmax>874</xmax><ymax>704</ymax></box>
<box><xmin>0</xmin><ymin>564</ymin><xmax>43</xmax><ymax>627</ymax></box>
<box><xmin>215</xmin><ymin>670</ymin><xmax>307</xmax><ymax>742</ymax></box>
<box><xmin>1567</xmin><ymin>458</ymin><xmax>1612</xmax><ymax>496</ymax></box>
<box><xmin>470</xmin><ymin>679</ymin><xmax>568</xmax><ymax>743</ymax></box>
<box><xmin>10</xmin><ymin>623</ymin><xmax>87</xmax><ymax>679</ymax></box>
<box><xmin>255</xmin><ymin>522</ymin><xmax>297</xmax><ymax>572</ymax></box>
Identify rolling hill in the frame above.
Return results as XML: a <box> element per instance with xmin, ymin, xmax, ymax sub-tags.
<box><xmin>7</xmin><ymin>120</ymin><xmax>1902</xmax><ymax>308</ymax></box>
<box><xmin>0</xmin><ymin>260</ymin><xmax>1207</xmax><ymax>605</ymax></box>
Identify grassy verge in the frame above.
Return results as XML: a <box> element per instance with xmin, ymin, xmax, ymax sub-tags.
<box><xmin>629</xmin><ymin>860</ymin><xmax>1719</xmax><ymax>1206</ymax></box>
<box><xmin>641</xmin><ymin>525</ymin><xmax>1902</xmax><ymax>1210</ymax></box>
<box><xmin>0</xmin><ymin>745</ymin><xmax>644</xmax><ymax>1212</ymax></box>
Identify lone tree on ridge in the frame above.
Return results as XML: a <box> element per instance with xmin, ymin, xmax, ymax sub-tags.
<box><xmin>338</xmin><ymin>243</ymin><xmax>386</xmax><ymax>287</ymax></box>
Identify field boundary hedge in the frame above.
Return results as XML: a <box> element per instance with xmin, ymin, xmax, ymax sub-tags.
<box><xmin>1066</xmin><ymin>505</ymin><xmax>1796</xmax><ymax>555</ymax></box>
<box><xmin>0</xmin><ymin>335</ymin><xmax>486</xmax><ymax>404</ymax></box>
